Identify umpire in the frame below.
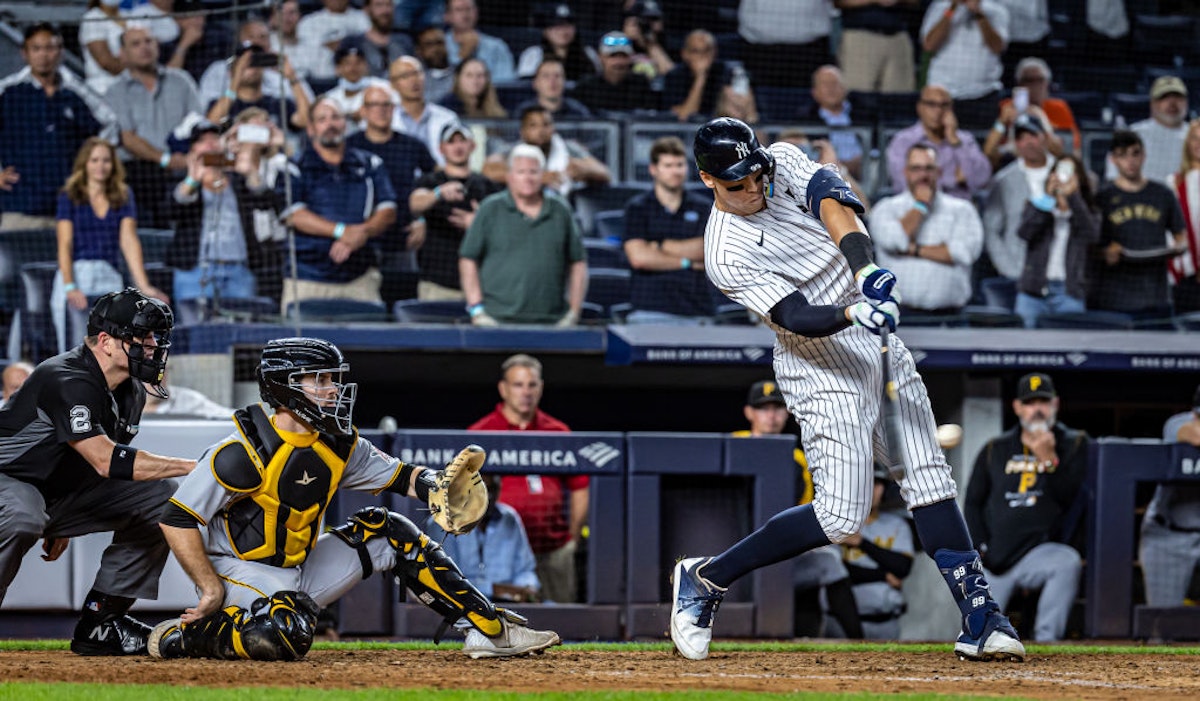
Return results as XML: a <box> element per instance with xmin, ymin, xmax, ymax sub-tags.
<box><xmin>0</xmin><ymin>288</ymin><xmax>196</xmax><ymax>655</ymax></box>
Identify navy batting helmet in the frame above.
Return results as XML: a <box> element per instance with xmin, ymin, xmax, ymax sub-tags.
<box><xmin>693</xmin><ymin>117</ymin><xmax>774</xmax><ymax>182</ymax></box>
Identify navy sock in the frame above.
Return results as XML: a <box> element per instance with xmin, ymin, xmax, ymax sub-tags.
<box><xmin>911</xmin><ymin>498</ymin><xmax>974</xmax><ymax>554</ymax></box>
<box><xmin>701</xmin><ymin>504</ymin><xmax>831</xmax><ymax>588</ymax></box>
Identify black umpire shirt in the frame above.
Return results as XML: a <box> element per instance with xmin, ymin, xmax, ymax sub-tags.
<box><xmin>0</xmin><ymin>346</ymin><xmax>145</xmax><ymax>499</ymax></box>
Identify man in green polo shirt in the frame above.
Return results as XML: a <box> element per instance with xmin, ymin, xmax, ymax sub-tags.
<box><xmin>459</xmin><ymin>144</ymin><xmax>587</xmax><ymax>325</ymax></box>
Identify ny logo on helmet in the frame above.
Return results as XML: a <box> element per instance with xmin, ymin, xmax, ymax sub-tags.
<box><xmin>735</xmin><ymin>142</ymin><xmax>751</xmax><ymax>159</ymax></box>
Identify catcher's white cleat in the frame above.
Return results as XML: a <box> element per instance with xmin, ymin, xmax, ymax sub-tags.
<box><xmin>462</xmin><ymin>612</ymin><xmax>560</xmax><ymax>659</ymax></box>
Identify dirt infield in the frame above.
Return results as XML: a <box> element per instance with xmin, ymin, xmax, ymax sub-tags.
<box><xmin>3</xmin><ymin>647</ymin><xmax>1199</xmax><ymax>699</ymax></box>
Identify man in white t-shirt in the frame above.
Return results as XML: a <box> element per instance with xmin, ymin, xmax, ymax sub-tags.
<box><xmin>1106</xmin><ymin>76</ymin><xmax>1190</xmax><ymax>185</ymax></box>
<box><xmin>297</xmin><ymin>0</ymin><xmax>371</xmax><ymax>81</ymax></box>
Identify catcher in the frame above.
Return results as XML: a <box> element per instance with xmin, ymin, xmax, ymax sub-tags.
<box><xmin>150</xmin><ymin>337</ymin><xmax>560</xmax><ymax>660</ymax></box>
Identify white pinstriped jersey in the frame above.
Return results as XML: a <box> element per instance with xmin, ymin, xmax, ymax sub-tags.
<box><xmin>703</xmin><ymin>141</ymin><xmax>957</xmax><ymax>541</ymax></box>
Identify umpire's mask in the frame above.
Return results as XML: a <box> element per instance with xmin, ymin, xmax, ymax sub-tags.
<box><xmin>88</xmin><ymin>288</ymin><xmax>174</xmax><ymax>398</ymax></box>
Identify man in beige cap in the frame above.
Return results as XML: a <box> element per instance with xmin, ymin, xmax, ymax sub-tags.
<box><xmin>1110</xmin><ymin>75</ymin><xmax>1190</xmax><ymax>183</ymax></box>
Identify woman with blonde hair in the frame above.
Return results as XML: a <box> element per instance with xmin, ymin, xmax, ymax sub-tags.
<box><xmin>54</xmin><ymin>137</ymin><xmax>167</xmax><ymax>352</ymax></box>
<box><xmin>1167</xmin><ymin>119</ymin><xmax>1200</xmax><ymax>313</ymax></box>
<box><xmin>440</xmin><ymin>58</ymin><xmax>508</xmax><ymax>119</ymax></box>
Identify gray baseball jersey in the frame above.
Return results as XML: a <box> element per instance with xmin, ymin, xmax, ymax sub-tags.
<box><xmin>167</xmin><ymin>404</ymin><xmax>405</xmax><ymax>605</ymax></box>
<box><xmin>704</xmin><ymin>141</ymin><xmax>957</xmax><ymax>542</ymax></box>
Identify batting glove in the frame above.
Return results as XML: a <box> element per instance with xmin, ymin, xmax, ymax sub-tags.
<box><xmin>848</xmin><ymin>300</ymin><xmax>900</xmax><ymax>335</ymax></box>
<box><xmin>856</xmin><ymin>264</ymin><xmax>900</xmax><ymax>304</ymax></box>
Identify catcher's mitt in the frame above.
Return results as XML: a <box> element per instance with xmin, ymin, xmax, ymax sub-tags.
<box><xmin>427</xmin><ymin>444</ymin><xmax>488</xmax><ymax>535</ymax></box>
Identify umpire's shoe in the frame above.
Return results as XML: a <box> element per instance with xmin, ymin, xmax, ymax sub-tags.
<box><xmin>670</xmin><ymin>557</ymin><xmax>727</xmax><ymax>660</ymax></box>
<box><xmin>461</xmin><ymin>609</ymin><xmax>560</xmax><ymax>659</ymax></box>
<box><xmin>954</xmin><ymin>611</ymin><xmax>1026</xmax><ymax>662</ymax></box>
<box><xmin>70</xmin><ymin>614</ymin><xmax>152</xmax><ymax>656</ymax></box>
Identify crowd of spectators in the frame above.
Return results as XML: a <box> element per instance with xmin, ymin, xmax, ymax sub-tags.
<box><xmin>0</xmin><ymin>1</ymin><xmax>1199</xmax><ymax>339</ymax></box>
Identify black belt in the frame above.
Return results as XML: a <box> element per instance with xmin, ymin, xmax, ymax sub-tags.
<box><xmin>1154</xmin><ymin>515</ymin><xmax>1200</xmax><ymax>533</ymax></box>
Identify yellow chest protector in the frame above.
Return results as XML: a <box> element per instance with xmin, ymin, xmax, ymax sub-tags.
<box><xmin>211</xmin><ymin>404</ymin><xmax>358</xmax><ymax>568</ymax></box>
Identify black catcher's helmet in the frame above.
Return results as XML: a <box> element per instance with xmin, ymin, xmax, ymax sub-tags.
<box><xmin>693</xmin><ymin>117</ymin><xmax>775</xmax><ymax>183</ymax></box>
<box><xmin>88</xmin><ymin>288</ymin><xmax>174</xmax><ymax>397</ymax></box>
<box><xmin>256</xmin><ymin>337</ymin><xmax>357</xmax><ymax>435</ymax></box>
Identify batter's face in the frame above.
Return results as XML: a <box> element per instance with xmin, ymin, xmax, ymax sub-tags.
<box><xmin>702</xmin><ymin>170</ymin><xmax>767</xmax><ymax>217</ymax></box>
<box><xmin>499</xmin><ymin>366</ymin><xmax>543</xmax><ymax>419</ymax></box>
<box><xmin>744</xmin><ymin>402</ymin><xmax>788</xmax><ymax>436</ymax></box>
<box><xmin>1013</xmin><ymin>396</ymin><xmax>1059</xmax><ymax>433</ymax></box>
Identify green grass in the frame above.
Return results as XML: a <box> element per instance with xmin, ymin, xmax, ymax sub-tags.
<box><xmin>4</xmin><ymin>638</ymin><xmax>1199</xmax><ymax>655</ymax></box>
<box><xmin>0</xmin><ymin>685</ymin><xmax>1034</xmax><ymax>701</ymax></box>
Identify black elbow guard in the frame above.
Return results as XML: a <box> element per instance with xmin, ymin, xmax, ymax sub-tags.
<box><xmin>109</xmin><ymin>444</ymin><xmax>138</xmax><ymax>480</ymax></box>
<box><xmin>769</xmin><ymin>292</ymin><xmax>851</xmax><ymax>337</ymax></box>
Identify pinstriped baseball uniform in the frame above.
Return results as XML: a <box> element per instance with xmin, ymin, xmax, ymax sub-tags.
<box><xmin>704</xmin><ymin>141</ymin><xmax>957</xmax><ymax>542</ymax></box>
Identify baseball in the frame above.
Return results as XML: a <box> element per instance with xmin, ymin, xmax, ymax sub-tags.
<box><xmin>936</xmin><ymin>423</ymin><xmax>963</xmax><ymax>450</ymax></box>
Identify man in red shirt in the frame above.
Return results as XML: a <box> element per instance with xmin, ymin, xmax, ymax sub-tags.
<box><xmin>468</xmin><ymin>354</ymin><xmax>588</xmax><ymax>603</ymax></box>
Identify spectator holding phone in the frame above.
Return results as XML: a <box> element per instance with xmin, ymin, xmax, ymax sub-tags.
<box><xmin>168</xmin><ymin>118</ymin><xmax>286</xmax><ymax>307</ymax></box>
<box><xmin>206</xmin><ymin>43</ymin><xmax>310</xmax><ymax>132</ymax></box>
<box><xmin>982</xmin><ymin>58</ymin><xmax>1072</xmax><ymax>171</ymax></box>
<box><xmin>1013</xmin><ymin>154</ymin><xmax>1100</xmax><ymax>328</ymax></box>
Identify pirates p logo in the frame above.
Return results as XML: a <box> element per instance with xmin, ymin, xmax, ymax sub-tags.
<box><xmin>763</xmin><ymin>382</ymin><xmax>775</xmax><ymax>396</ymax></box>
<box><xmin>1029</xmin><ymin>376</ymin><xmax>1042</xmax><ymax>392</ymax></box>
<box><xmin>735</xmin><ymin>141</ymin><xmax>751</xmax><ymax>159</ymax></box>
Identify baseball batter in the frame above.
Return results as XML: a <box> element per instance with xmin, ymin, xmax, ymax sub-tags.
<box><xmin>0</xmin><ymin>289</ymin><xmax>195</xmax><ymax>656</ymax></box>
<box><xmin>670</xmin><ymin>117</ymin><xmax>1024</xmax><ymax>662</ymax></box>
<box><xmin>149</xmin><ymin>337</ymin><xmax>559</xmax><ymax>660</ymax></box>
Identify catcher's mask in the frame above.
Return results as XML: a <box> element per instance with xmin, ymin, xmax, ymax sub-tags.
<box><xmin>256</xmin><ymin>337</ymin><xmax>357</xmax><ymax>435</ymax></box>
<box><xmin>88</xmin><ymin>288</ymin><xmax>174</xmax><ymax>398</ymax></box>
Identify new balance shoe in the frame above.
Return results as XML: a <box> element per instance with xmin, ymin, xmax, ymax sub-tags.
<box><xmin>461</xmin><ymin>610</ymin><xmax>560</xmax><ymax>659</ymax></box>
<box><xmin>670</xmin><ymin>557</ymin><xmax>727</xmax><ymax>660</ymax></box>
<box><xmin>954</xmin><ymin>611</ymin><xmax>1026</xmax><ymax>662</ymax></box>
<box><xmin>69</xmin><ymin>613</ymin><xmax>152</xmax><ymax>656</ymax></box>
<box><xmin>147</xmin><ymin>617</ymin><xmax>185</xmax><ymax>659</ymax></box>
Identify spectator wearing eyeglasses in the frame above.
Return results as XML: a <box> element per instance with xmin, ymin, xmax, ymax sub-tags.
<box><xmin>572</xmin><ymin>32</ymin><xmax>656</xmax><ymax>115</ymax></box>
<box><xmin>885</xmin><ymin>85</ymin><xmax>991</xmax><ymax>201</ymax></box>
<box><xmin>982</xmin><ymin>57</ymin><xmax>1075</xmax><ymax>171</ymax></box>
<box><xmin>871</xmin><ymin>144</ymin><xmax>983</xmax><ymax>316</ymax></box>
<box><xmin>347</xmin><ymin>84</ymin><xmax>437</xmax><ymax>301</ymax></box>
<box><xmin>388</xmin><ymin>55</ymin><xmax>458</xmax><ymax>166</ymax></box>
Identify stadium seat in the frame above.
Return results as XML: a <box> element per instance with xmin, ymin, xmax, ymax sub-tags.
<box><xmin>494</xmin><ymin>80</ymin><xmax>535</xmax><ymax>113</ymax></box>
<box><xmin>584</xmin><ymin>238</ymin><xmax>627</xmax><ymax>269</ymax></box>
<box><xmin>979</xmin><ymin>277</ymin><xmax>1017</xmax><ymax>312</ymax></box>
<box><xmin>755</xmin><ymin>85</ymin><xmax>814</xmax><ymax>123</ymax></box>
<box><xmin>571</xmin><ymin>183</ymin><xmax>650</xmax><ymax>238</ymax></box>
<box><xmin>392</xmin><ymin>299</ymin><xmax>470</xmax><ymax>323</ymax></box>
<box><xmin>174</xmin><ymin>296</ymin><xmax>278</xmax><ymax>326</ymax></box>
<box><xmin>1056</xmin><ymin>91</ymin><xmax>1109</xmax><ymax>127</ymax></box>
<box><xmin>585</xmin><ymin>268</ymin><xmax>631</xmax><ymax>316</ymax></box>
<box><xmin>1132</xmin><ymin>14</ymin><xmax>1196</xmax><ymax>66</ymax></box>
<box><xmin>591</xmin><ymin>209</ymin><xmax>625</xmax><ymax>244</ymax></box>
<box><xmin>285</xmin><ymin>298</ymin><xmax>392</xmax><ymax>323</ymax></box>
<box><xmin>1035</xmin><ymin>310</ymin><xmax>1134</xmax><ymax>330</ymax></box>
<box><xmin>963</xmin><ymin>305</ymin><xmax>1024</xmax><ymax>329</ymax></box>
<box><xmin>1173</xmin><ymin>311</ymin><xmax>1200</xmax><ymax>331</ymax></box>
<box><xmin>1110</xmin><ymin>93</ymin><xmax>1149</xmax><ymax>124</ymax></box>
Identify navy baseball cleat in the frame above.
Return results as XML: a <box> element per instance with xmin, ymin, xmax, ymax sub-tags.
<box><xmin>954</xmin><ymin>610</ymin><xmax>1026</xmax><ymax>662</ymax></box>
<box><xmin>670</xmin><ymin>557</ymin><xmax>727</xmax><ymax>660</ymax></box>
<box><xmin>70</xmin><ymin>613</ymin><xmax>152</xmax><ymax>656</ymax></box>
